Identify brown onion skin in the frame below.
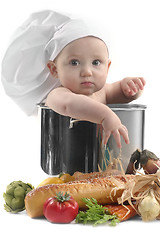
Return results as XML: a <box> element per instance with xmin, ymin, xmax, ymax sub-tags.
<box><xmin>142</xmin><ymin>159</ymin><xmax>160</xmax><ymax>174</ymax></box>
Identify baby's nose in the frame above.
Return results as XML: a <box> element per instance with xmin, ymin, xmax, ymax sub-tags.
<box><xmin>80</xmin><ymin>65</ymin><xmax>92</xmax><ymax>77</ymax></box>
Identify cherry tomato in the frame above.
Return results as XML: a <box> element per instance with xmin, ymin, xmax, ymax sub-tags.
<box><xmin>43</xmin><ymin>192</ymin><xmax>79</xmax><ymax>223</ymax></box>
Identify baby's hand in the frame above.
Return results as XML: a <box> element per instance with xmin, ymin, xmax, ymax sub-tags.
<box><xmin>121</xmin><ymin>77</ymin><xmax>146</xmax><ymax>97</ymax></box>
<box><xmin>101</xmin><ymin>110</ymin><xmax>129</xmax><ymax>148</ymax></box>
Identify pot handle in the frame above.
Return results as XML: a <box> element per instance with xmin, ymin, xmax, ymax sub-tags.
<box><xmin>69</xmin><ymin>118</ymin><xmax>83</xmax><ymax>128</ymax></box>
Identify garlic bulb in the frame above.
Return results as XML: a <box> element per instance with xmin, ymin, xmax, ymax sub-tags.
<box><xmin>138</xmin><ymin>189</ymin><xmax>160</xmax><ymax>221</ymax></box>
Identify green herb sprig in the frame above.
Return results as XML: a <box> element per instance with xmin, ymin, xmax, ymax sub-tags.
<box><xmin>76</xmin><ymin>198</ymin><xmax>119</xmax><ymax>226</ymax></box>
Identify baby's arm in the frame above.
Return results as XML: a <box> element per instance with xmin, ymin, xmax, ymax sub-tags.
<box><xmin>46</xmin><ymin>87</ymin><xmax>129</xmax><ymax>148</ymax></box>
<box><xmin>46</xmin><ymin>87</ymin><xmax>112</xmax><ymax>124</ymax></box>
<box><xmin>106</xmin><ymin>77</ymin><xmax>146</xmax><ymax>104</ymax></box>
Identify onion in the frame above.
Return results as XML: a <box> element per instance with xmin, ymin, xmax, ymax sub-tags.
<box><xmin>140</xmin><ymin>149</ymin><xmax>160</xmax><ymax>174</ymax></box>
<box><xmin>138</xmin><ymin>189</ymin><xmax>160</xmax><ymax>221</ymax></box>
<box><xmin>126</xmin><ymin>149</ymin><xmax>160</xmax><ymax>174</ymax></box>
<box><xmin>142</xmin><ymin>159</ymin><xmax>160</xmax><ymax>174</ymax></box>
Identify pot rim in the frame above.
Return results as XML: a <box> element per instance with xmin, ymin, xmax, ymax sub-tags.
<box><xmin>107</xmin><ymin>103</ymin><xmax>147</xmax><ymax>111</ymax></box>
<box><xmin>37</xmin><ymin>103</ymin><xmax>147</xmax><ymax>111</ymax></box>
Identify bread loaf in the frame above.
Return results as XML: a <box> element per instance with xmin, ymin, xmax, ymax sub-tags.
<box><xmin>25</xmin><ymin>175</ymin><xmax>133</xmax><ymax>218</ymax></box>
<box><xmin>73</xmin><ymin>169</ymin><xmax>122</xmax><ymax>181</ymax></box>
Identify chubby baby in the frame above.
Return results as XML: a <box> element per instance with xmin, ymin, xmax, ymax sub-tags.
<box><xmin>1</xmin><ymin>10</ymin><xmax>145</xmax><ymax>148</ymax></box>
<box><xmin>46</xmin><ymin>36</ymin><xmax>145</xmax><ymax>148</ymax></box>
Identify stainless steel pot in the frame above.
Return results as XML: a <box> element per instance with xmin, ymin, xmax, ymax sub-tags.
<box><xmin>100</xmin><ymin>104</ymin><xmax>146</xmax><ymax>172</ymax></box>
<box><xmin>38</xmin><ymin>103</ymin><xmax>146</xmax><ymax>175</ymax></box>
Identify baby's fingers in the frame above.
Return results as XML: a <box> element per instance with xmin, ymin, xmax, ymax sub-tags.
<box><xmin>103</xmin><ymin>131</ymin><xmax>111</xmax><ymax>145</ymax></box>
<box><xmin>127</xmin><ymin>80</ymin><xmax>139</xmax><ymax>93</ymax></box>
<box><xmin>103</xmin><ymin>125</ymin><xmax>129</xmax><ymax>148</ymax></box>
<box><xmin>103</xmin><ymin>130</ymin><xmax>122</xmax><ymax>148</ymax></box>
<box><xmin>112</xmin><ymin>125</ymin><xmax>129</xmax><ymax>148</ymax></box>
<box><xmin>139</xmin><ymin>77</ymin><xmax>146</xmax><ymax>87</ymax></box>
<box><xmin>112</xmin><ymin>129</ymin><xmax>122</xmax><ymax>148</ymax></box>
<box><xmin>133</xmin><ymin>77</ymin><xmax>145</xmax><ymax>90</ymax></box>
<box><xmin>119</xmin><ymin>125</ymin><xmax>130</xmax><ymax>145</ymax></box>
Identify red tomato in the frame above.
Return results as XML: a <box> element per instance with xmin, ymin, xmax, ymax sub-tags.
<box><xmin>43</xmin><ymin>192</ymin><xmax>79</xmax><ymax>223</ymax></box>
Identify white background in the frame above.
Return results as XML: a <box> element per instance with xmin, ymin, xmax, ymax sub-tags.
<box><xmin>0</xmin><ymin>0</ymin><xmax>160</xmax><ymax>239</ymax></box>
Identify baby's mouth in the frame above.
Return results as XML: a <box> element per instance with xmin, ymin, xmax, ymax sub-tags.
<box><xmin>81</xmin><ymin>81</ymin><xmax>94</xmax><ymax>87</ymax></box>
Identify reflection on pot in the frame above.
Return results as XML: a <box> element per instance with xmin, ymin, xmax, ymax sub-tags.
<box><xmin>38</xmin><ymin>103</ymin><xmax>146</xmax><ymax>175</ymax></box>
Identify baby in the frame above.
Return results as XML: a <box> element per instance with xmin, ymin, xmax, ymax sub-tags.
<box><xmin>46</xmin><ymin>36</ymin><xmax>145</xmax><ymax>148</ymax></box>
<box><xmin>1</xmin><ymin>10</ymin><xmax>145</xmax><ymax>149</ymax></box>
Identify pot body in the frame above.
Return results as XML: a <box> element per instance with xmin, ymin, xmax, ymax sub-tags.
<box><xmin>100</xmin><ymin>104</ymin><xmax>146</xmax><ymax>171</ymax></box>
<box><xmin>38</xmin><ymin>104</ymin><xmax>146</xmax><ymax>175</ymax></box>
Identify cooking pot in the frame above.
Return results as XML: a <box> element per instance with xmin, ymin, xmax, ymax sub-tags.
<box><xmin>38</xmin><ymin>103</ymin><xmax>146</xmax><ymax>175</ymax></box>
<box><xmin>100</xmin><ymin>104</ymin><xmax>146</xmax><ymax>171</ymax></box>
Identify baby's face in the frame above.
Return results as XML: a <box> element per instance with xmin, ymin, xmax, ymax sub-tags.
<box><xmin>53</xmin><ymin>36</ymin><xmax>111</xmax><ymax>95</ymax></box>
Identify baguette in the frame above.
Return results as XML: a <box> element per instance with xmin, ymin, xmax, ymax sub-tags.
<box><xmin>73</xmin><ymin>169</ymin><xmax>122</xmax><ymax>181</ymax></box>
<box><xmin>25</xmin><ymin>175</ymin><xmax>133</xmax><ymax>218</ymax></box>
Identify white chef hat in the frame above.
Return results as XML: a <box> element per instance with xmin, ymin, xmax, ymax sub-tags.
<box><xmin>1</xmin><ymin>10</ymin><xmax>108</xmax><ymax>116</ymax></box>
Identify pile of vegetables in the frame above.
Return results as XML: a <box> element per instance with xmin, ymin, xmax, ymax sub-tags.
<box><xmin>3</xmin><ymin>148</ymin><xmax>160</xmax><ymax>224</ymax></box>
<box><xmin>43</xmin><ymin>194</ymin><xmax>135</xmax><ymax>225</ymax></box>
<box><xmin>2</xmin><ymin>180</ymin><xmax>137</xmax><ymax>226</ymax></box>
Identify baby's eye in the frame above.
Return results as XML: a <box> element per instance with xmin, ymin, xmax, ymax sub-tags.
<box><xmin>70</xmin><ymin>59</ymin><xmax>80</xmax><ymax>66</ymax></box>
<box><xmin>92</xmin><ymin>59</ymin><xmax>101</xmax><ymax>66</ymax></box>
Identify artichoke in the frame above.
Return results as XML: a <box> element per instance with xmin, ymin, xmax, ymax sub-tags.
<box><xmin>3</xmin><ymin>181</ymin><xmax>34</xmax><ymax>213</ymax></box>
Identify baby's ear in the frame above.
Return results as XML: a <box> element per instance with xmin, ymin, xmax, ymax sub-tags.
<box><xmin>108</xmin><ymin>59</ymin><xmax>111</xmax><ymax>69</ymax></box>
<box><xmin>47</xmin><ymin>61</ymin><xmax>58</xmax><ymax>78</ymax></box>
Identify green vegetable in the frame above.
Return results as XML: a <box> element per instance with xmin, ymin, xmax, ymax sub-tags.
<box><xmin>76</xmin><ymin>198</ymin><xmax>119</xmax><ymax>226</ymax></box>
<box><xmin>3</xmin><ymin>180</ymin><xmax>34</xmax><ymax>213</ymax></box>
